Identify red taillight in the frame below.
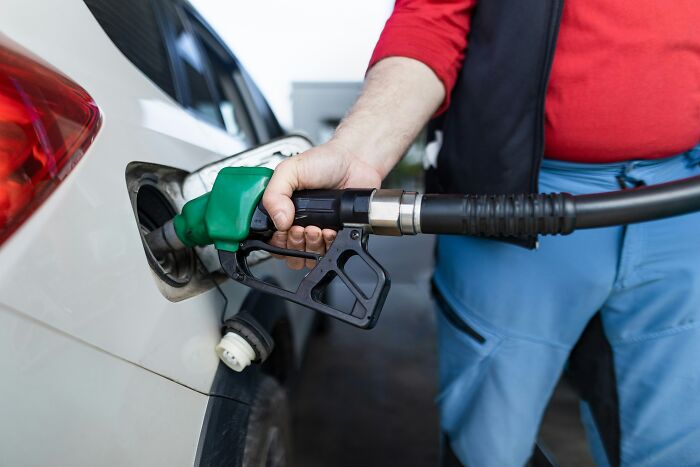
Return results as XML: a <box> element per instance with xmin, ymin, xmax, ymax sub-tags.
<box><xmin>0</xmin><ymin>44</ymin><xmax>101</xmax><ymax>245</ymax></box>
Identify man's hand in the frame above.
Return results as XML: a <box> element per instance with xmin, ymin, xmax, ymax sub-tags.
<box><xmin>262</xmin><ymin>57</ymin><xmax>445</xmax><ymax>270</ymax></box>
<box><xmin>263</xmin><ymin>140</ymin><xmax>383</xmax><ymax>269</ymax></box>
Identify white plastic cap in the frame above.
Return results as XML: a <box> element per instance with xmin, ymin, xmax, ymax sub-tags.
<box><xmin>215</xmin><ymin>331</ymin><xmax>256</xmax><ymax>372</ymax></box>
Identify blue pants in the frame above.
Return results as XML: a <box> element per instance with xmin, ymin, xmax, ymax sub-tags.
<box><xmin>433</xmin><ymin>146</ymin><xmax>700</xmax><ymax>466</ymax></box>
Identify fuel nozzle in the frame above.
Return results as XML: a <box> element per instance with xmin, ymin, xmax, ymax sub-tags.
<box><xmin>140</xmin><ymin>163</ymin><xmax>700</xmax><ymax>334</ymax></box>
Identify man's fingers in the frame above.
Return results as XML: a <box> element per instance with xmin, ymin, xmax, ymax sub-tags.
<box><xmin>322</xmin><ymin>229</ymin><xmax>337</xmax><ymax>251</ymax></box>
<box><xmin>270</xmin><ymin>228</ymin><xmax>333</xmax><ymax>268</ymax></box>
<box><xmin>304</xmin><ymin>226</ymin><xmax>325</xmax><ymax>268</ymax></box>
<box><xmin>285</xmin><ymin>226</ymin><xmax>306</xmax><ymax>270</ymax></box>
<box><xmin>262</xmin><ymin>159</ymin><xmax>298</xmax><ymax>231</ymax></box>
<box><xmin>269</xmin><ymin>231</ymin><xmax>288</xmax><ymax>259</ymax></box>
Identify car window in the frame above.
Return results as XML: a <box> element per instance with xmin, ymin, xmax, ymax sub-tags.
<box><xmin>87</xmin><ymin>0</ymin><xmax>278</xmax><ymax>143</ymax></box>
<box><xmin>83</xmin><ymin>0</ymin><xmax>177</xmax><ymax>100</ymax></box>
<box><xmin>161</xmin><ymin>2</ymin><xmax>223</xmax><ymax>128</ymax></box>
<box><xmin>189</xmin><ymin>18</ymin><xmax>257</xmax><ymax>145</ymax></box>
<box><xmin>238</xmin><ymin>68</ymin><xmax>284</xmax><ymax>140</ymax></box>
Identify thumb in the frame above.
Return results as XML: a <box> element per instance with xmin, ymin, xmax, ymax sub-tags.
<box><xmin>262</xmin><ymin>159</ymin><xmax>298</xmax><ymax>231</ymax></box>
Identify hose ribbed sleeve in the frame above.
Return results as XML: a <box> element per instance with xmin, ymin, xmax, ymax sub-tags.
<box><xmin>420</xmin><ymin>193</ymin><xmax>577</xmax><ymax>236</ymax></box>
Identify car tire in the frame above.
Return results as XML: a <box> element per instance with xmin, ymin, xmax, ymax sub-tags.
<box><xmin>242</xmin><ymin>375</ymin><xmax>292</xmax><ymax>467</ymax></box>
<box><xmin>313</xmin><ymin>313</ymin><xmax>331</xmax><ymax>337</ymax></box>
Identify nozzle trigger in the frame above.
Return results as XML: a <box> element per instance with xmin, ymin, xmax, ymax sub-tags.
<box><xmin>219</xmin><ymin>227</ymin><xmax>390</xmax><ymax>329</ymax></box>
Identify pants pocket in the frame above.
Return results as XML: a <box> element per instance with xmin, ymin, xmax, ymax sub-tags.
<box><xmin>432</xmin><ymin>280</ymin><xmax>485</xmax><ymax>344</ymax></box>
<box><xmin>433</xmin><ymin>283</ymin><xmax>503</xmax><ymax>414</ymax></box>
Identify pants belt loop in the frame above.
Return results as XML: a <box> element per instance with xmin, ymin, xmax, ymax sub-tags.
<box><xmin>616</xmin><ymin>162</ymin><xmax>646</xmax><ymax>189</ymax></box>
<box><xmin>684</xmin><ymin>144</ymin><xmax>700</xmax><ymax>168</ymax></box>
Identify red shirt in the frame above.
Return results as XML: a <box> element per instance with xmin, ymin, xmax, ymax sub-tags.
<box><xmin>369</xmin><ymin>0</ymin><xmax>700</xmax><ymax>163</ymax></box>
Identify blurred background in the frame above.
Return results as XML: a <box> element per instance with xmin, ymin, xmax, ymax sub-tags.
<box><xmin>191</xmin><ymin>0</ymin><xmax>393</xmax><ymax>131</ymax></box>
<box><xmin>191</xmin><ymin>2</ymin><xmax>592</xmax><ymax>465</ymax></box>
<box><xmin>191</xmin><ymin>0</ymin><xmax>425</xmax><ymax>187</ymax></box>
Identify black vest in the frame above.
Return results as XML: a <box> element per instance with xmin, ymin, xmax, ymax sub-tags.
<box><xmin>427</xmin><ymin>0</ymin><xmax>565</xmax><ymax>247</ymax></box>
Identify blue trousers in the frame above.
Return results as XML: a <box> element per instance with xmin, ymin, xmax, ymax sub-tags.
<box><xmin>433</xmin><ymin>146</ymin><xmax>700</xmax><ymax>466</ymax></box>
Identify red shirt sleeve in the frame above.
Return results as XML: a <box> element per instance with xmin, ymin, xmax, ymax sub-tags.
<box><xmin>369</xmin><ymin>0</ymin><xmax>476</xmax><ymax>114</ymax></box>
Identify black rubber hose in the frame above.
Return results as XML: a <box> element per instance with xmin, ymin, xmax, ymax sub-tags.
<box><xmin>574</xmin><ymin>173</ymin><xmax>700</xmax><ymax>228</ymax></box>
<box><xmin>419</xmin><ymin>173</ymin><xmax>700</xmax><ymax>237</ymax></box>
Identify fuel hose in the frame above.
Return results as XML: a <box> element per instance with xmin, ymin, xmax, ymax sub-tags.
<box><xmin>415</xmin><ymin>172</ymin><xmax>700</xmax><ymax>236</ymax></box>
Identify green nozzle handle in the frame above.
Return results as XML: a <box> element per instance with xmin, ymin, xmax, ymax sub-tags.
<box><xmin>173</xmin><ymin>166</ymin><xmax>273</xmax><ymax>252</ymax></box>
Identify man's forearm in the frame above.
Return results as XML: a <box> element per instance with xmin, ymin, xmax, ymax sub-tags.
<box><xmin>261</xmin><ymin>56</ymin><xmax>444</xmax><ymax>241</ymax></box>
<box><xmin>332</xmin><ymin>57</ymin><xmax>445</xmax><ymax>178</ymax></box>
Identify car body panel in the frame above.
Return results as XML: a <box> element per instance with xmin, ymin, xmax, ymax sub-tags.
<box><xmin>0</xmin><ymin>303</ymin><xmax>208</xmax><ymax>467</ymax></box>
<box><xmin>0</xmin><ymin>0</ymin><xmax>313</xmax><ymax>407</ymax></box>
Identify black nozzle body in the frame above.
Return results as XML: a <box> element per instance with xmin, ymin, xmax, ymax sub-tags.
<box><xmin>251</xmin><ymin>189</ymin><xmax>373</xmax><ymax>233</ymax></box>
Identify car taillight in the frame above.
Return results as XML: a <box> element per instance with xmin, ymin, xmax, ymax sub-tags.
<box><xmin>0</xmin><ymin>43</ymin><xmax>101</xmax><ymax>245</ymax></box>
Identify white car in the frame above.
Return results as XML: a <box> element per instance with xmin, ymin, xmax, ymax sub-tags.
<box><xmin>0</xmin><ymin>1</ymin><xmax>317</xmax><ymax>465</ymax></box>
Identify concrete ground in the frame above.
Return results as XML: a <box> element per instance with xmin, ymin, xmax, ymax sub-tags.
<box><xmin>291</xmin><ymin>235</ymin><xmax>595</xmax><ymax>466</ymax></box>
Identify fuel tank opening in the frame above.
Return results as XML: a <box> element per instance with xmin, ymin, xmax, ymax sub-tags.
<box><xmin>136</xmin><ymin>183</ymin><xmax>194</xmax><ymax>287</ymax></box>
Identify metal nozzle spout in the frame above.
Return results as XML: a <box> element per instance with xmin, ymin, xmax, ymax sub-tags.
<box><xmin>144</xmin><ymin>218</ymin><xmax>187</xmax><ymax>257</ymax></box>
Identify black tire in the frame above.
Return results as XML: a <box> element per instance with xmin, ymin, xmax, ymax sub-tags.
<box><xmin>242</xmin><ymin>376</ymin><xmax>292</xmax><ymax>467</ymax></box>
<box><xmin>313</xmin><ymin>313</ymin><xmax>332</xmax><ymax>337</ymax></box>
